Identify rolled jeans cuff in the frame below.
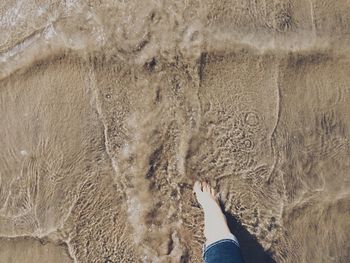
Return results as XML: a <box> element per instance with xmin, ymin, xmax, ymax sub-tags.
<box><xmin>202</xmin><ymin>237</ymin><xmax>244</xmax><ymax>263</ymax></box>
<box><xmin>204</xmin><ymin>233</ymin><xmax>239</xmax><ymax>250</ymax></box>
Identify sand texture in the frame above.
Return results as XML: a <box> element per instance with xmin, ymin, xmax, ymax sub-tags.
<box><xmin>1</xmin><ymin>0</ymin><xmax>350</xmax><ymax>262</ymax></box>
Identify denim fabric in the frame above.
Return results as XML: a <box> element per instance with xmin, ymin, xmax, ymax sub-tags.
<box><xmin>203</xmin><ymin>239</ymin><xmax>245</xmax><ymax>263</ymax></box>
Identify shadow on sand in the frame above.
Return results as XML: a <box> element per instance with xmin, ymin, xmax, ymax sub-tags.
<box><xmin>224</xmin><ymin>211</ymin><xmax>276</xmax><ymax>263</ymax></box>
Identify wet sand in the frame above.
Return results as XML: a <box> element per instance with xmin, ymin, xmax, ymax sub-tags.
<box><xmin>1</xmin><ymin>0</ymin><xmax>350</xmax><ymax>262</ymax></box>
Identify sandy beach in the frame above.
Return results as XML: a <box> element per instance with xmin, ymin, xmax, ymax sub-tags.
<box><xmin>1</xmin><ymin>0</ymin><xmax>350</xmax><ymax>262</ymax></box>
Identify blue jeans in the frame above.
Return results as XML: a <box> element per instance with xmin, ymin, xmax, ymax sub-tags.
<box><xmin>203</xmin><ymin>236</ymin><xmax>245</xmax><ymax>263</ymax></box>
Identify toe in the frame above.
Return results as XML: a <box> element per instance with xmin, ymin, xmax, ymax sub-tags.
<box><xmin>201</xmin><ymin>181</ymin><xmax>206</xmax><ymax>191</ymax></box>
<box><xmin>193</xmin><ymin>181</ymin><xmax>202</xmax><ymax>194</ymax></box>
<box><xmin>202</xmin><ymin>182</ymin><xmax>208</xmax><ymax>192</ymax></box>
<box><xmin>204</xmin><ymin>182</ymin><xmax>211</xmax><ymax>193</ymax></box>
<box><xmin>211</xmin><ymin>187</ymin><xmax>216</xmax><ymax>196</ymax></box>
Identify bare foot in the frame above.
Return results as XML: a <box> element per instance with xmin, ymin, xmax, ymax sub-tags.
<box><xmin>193</xmin><ymin>181</ymin><xmax>233</xmax><ymax>245</ymax></box>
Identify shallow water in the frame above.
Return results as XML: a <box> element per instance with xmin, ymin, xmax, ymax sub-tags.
<box><xmin>0</xmin><ymin>0</ymin><xmax>350</xmax><ymax>262</ymax></box>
